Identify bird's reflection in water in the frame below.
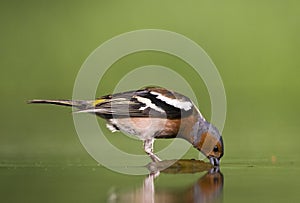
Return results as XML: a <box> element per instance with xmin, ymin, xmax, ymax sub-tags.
<box><xmin>108</xmin><ymin>159</ymin><xmax>223</xmax><ymax>203</ymax></box>
<box><xmin>184</xmin><ymin>168</ymin><xmax>223</xmax><ymax>203</ymax></box>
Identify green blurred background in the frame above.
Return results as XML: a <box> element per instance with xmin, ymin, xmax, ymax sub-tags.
<box><xmin>1</xmin><ymin>0</ymin><xmax>300</xmax><ymax>202</ymax></box>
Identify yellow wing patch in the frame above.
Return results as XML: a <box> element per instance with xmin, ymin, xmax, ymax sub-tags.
<box><xmin>93</xmin><ymin>99</ymin><xmax>106</xmax><ymax>106</ymax></box>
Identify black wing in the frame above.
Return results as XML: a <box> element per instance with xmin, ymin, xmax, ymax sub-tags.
<box><xmin>78</xmin><ymin>87</ymin><xmax>195</xmax><ymax>119</ymax></box>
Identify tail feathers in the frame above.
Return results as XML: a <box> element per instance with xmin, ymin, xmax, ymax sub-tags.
<box><xmin>28</xmin><ymin>99</ymin><xmax>79</xmax><ymax>107</ymax></box>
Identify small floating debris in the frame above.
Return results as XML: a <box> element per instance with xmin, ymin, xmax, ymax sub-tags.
<box><xmin>271</xmin><ymin>155</ymin><xmax>277</xmax><ymax>164</ymax></box>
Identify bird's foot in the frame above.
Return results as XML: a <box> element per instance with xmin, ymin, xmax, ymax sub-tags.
<box><xmin>149</xmin><ymin>153</ymin><xmax>162</xmax><ymax>162</ymax></box>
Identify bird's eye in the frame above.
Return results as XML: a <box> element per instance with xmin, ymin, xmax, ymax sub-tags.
<box><xmin>213</xmin><ymin>145</ymin><xmax>219</xmax><ymax>152</ymax></box>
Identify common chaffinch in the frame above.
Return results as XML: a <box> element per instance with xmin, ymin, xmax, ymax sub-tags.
<box><xmin>29</xmin><ymin>87</ymin><xmax>224</xmax><ymax>166</ymax></box>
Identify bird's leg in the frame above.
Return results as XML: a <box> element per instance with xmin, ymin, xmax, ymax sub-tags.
<box><xmin>143</xmin><ymin>139</ymin><xmax>161</xmax><ymax>162</ymax></box>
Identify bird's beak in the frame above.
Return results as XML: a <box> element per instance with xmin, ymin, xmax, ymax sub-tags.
<box><xmin>209</xmin><ymin>156</ymin><xmax>220</xmax><ymax>167</ymax></box>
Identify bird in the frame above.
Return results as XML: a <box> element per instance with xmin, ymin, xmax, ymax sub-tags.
<box><xmin>28</xmin><ymin>86</ymin><xmax>224</xmax><ymax>166</ymax></box>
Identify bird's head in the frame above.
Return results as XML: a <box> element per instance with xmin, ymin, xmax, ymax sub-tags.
<box><xmin>194</xmin><ymin>121</ymin><xmax>224</xmax><ymax>167</ymax></box>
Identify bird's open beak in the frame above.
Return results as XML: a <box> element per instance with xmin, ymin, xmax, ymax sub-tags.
<box><xmin>209</xmin><ymin>156</ymin><xmax>220</xmax><ymax>167</ymax></box>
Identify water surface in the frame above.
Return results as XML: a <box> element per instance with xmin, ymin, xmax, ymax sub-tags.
<box><xmin>1</xmin><ymin>160</ymin><xmax>299</xmax><ymax>203</ymax></box>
